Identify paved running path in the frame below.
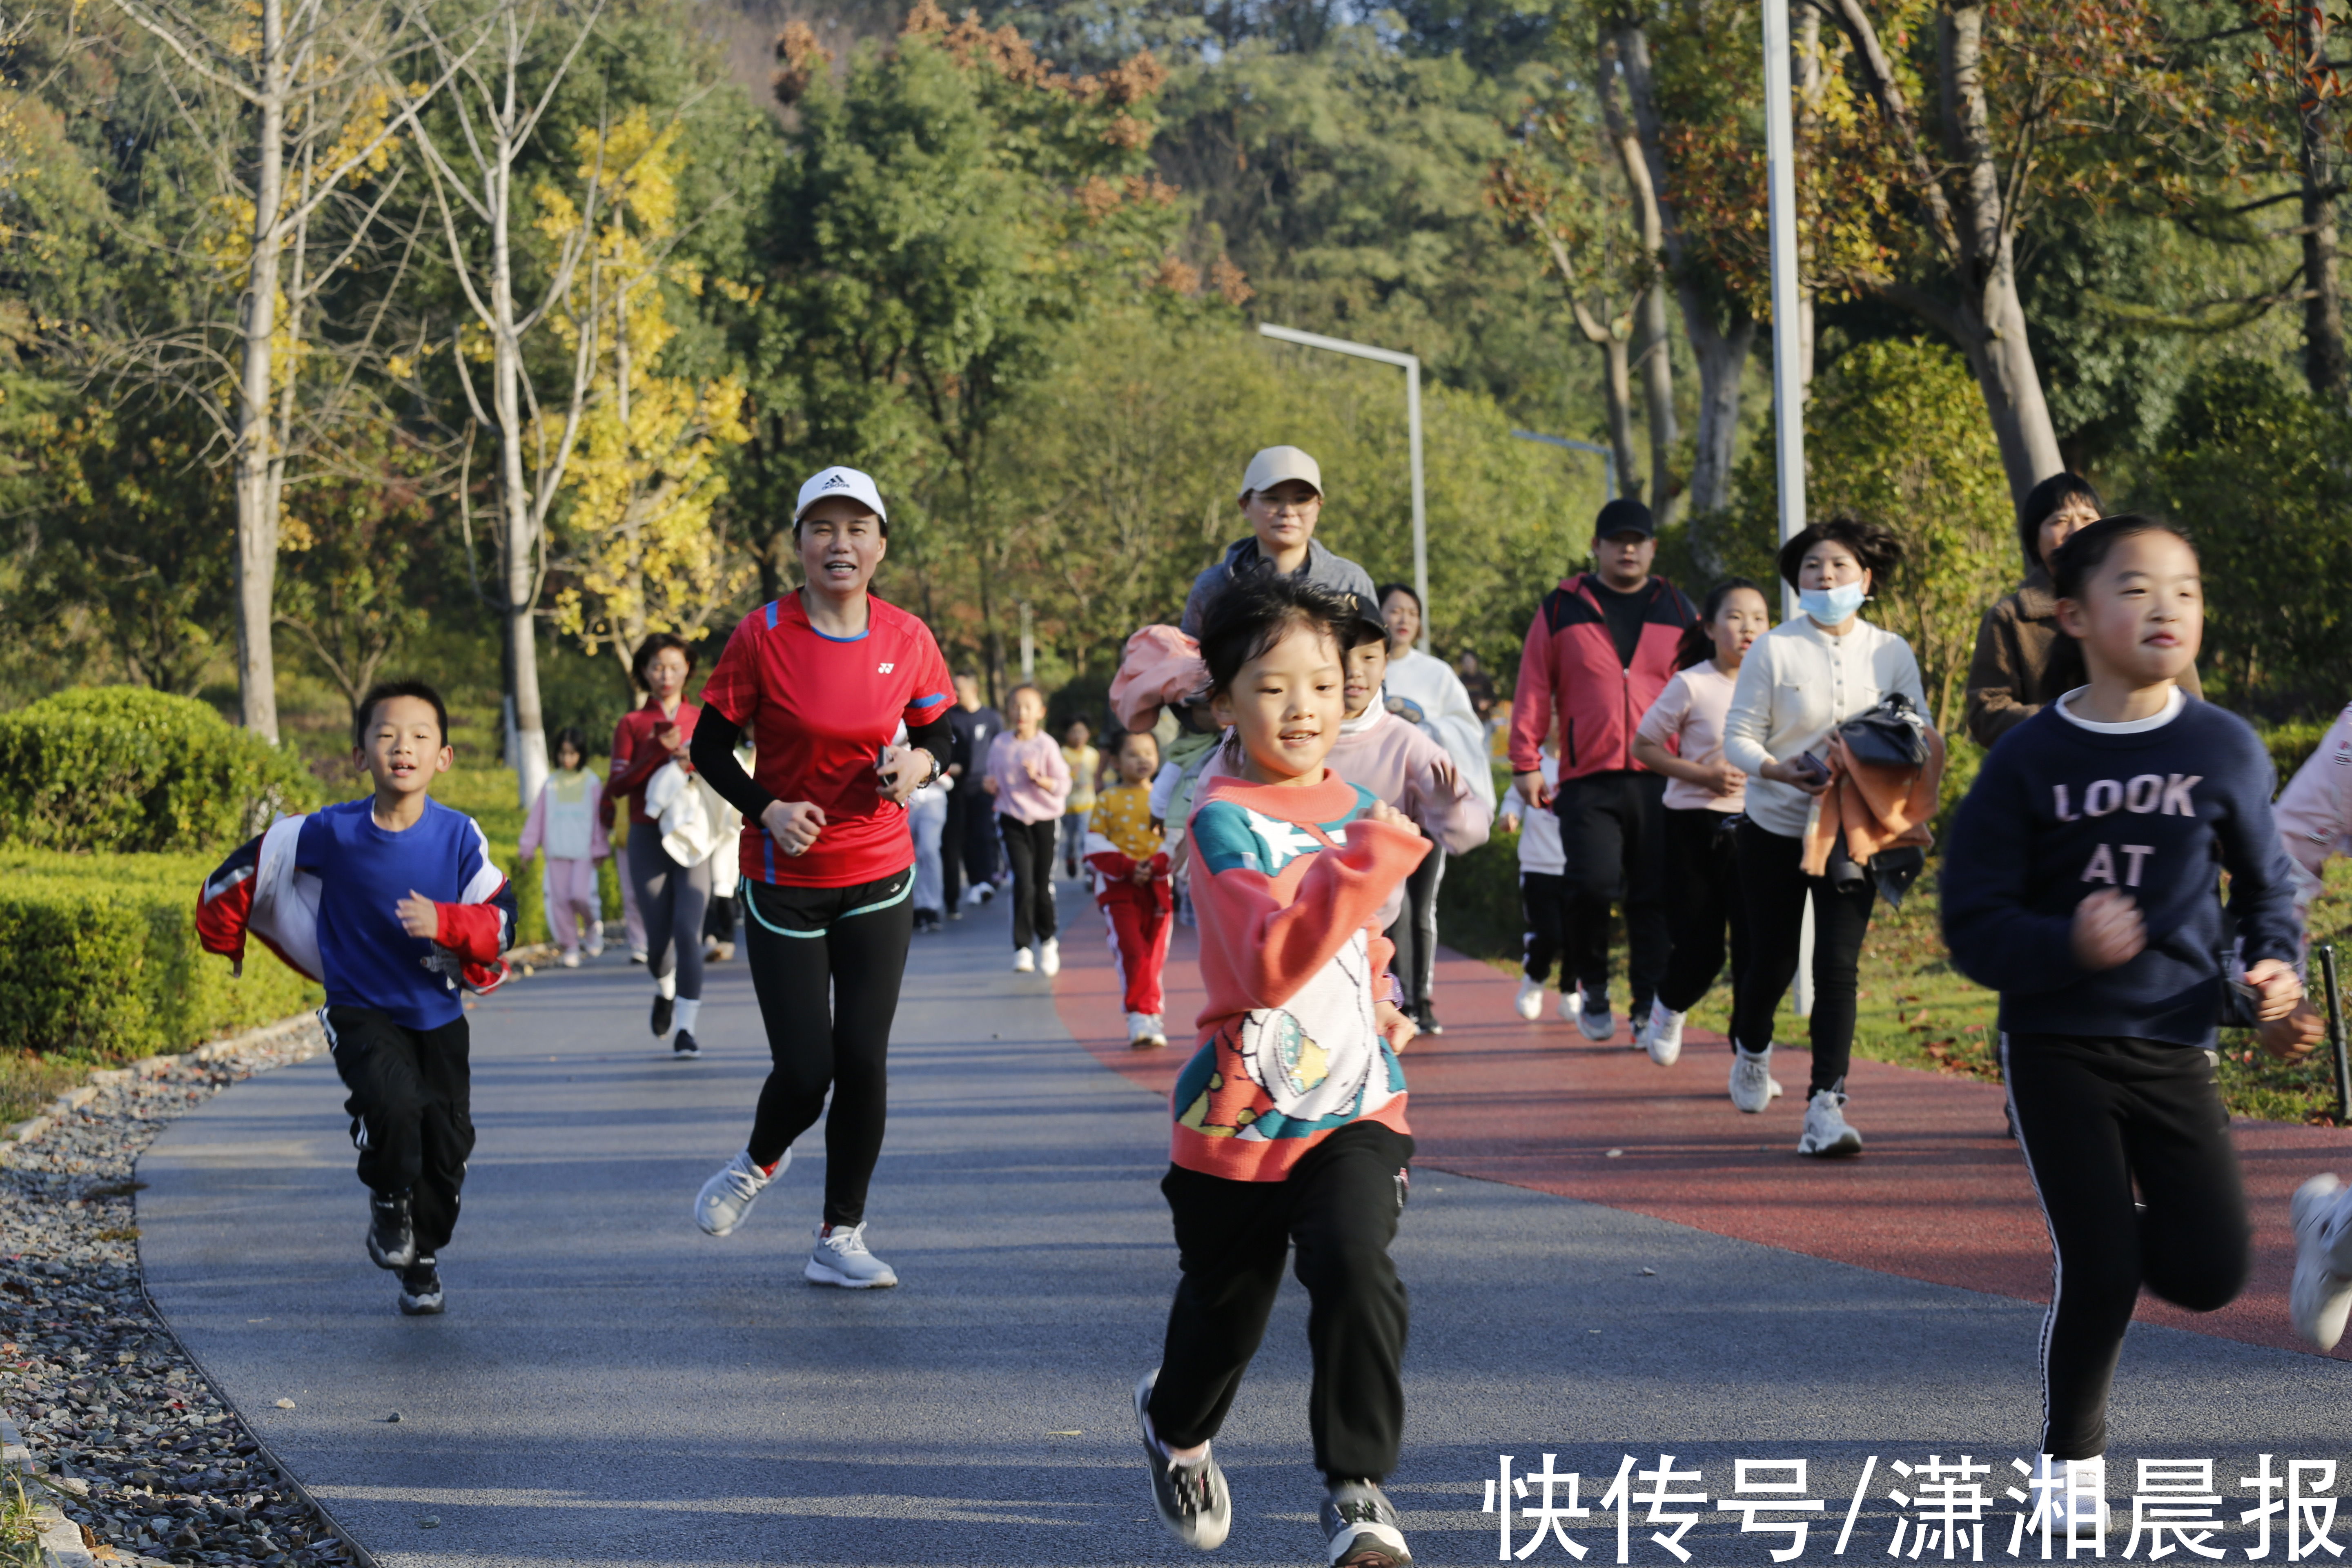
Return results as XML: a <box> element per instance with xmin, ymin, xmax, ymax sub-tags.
<box><xmin>137</xmin><ymin>881</ymin><xmax>2352</xmax><ymax>1567</ymax></box>
<box><xmin>1056</xmin><ymin>923</ymin><xmax>2352</xmax><ymax>1361</ymax></box>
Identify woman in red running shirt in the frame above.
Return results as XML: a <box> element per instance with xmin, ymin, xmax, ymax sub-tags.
<box><xmin>685</xmin><ymin>466</ymin><xmax>956</xmax><ymax>1290</ymax></box>
<box><xmin>610</xmin><ymin>633</ymin><xmax>708</xmax><ymax>1057</ymax></box>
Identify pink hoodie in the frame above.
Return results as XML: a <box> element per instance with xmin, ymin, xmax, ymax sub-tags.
<box><xmin>986</xmin><ymin>730</ymin><xmax>1073</xmax><ymax>823</ymax></box>
<box><xmin>1196</xmin><ymin>705</ymin><xmax>1491</xmax><ymax>855</ymax></box>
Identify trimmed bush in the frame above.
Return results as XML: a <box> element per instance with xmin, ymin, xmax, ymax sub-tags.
<box><xmin>0</xmin><ymin>686</ymin><xmax>322</xmax><ymax>855</ymax></box>
<box><xmin>0</xmin><ymin>852</ymin><xmax>321</xmax><ymax>1058</ymax></box>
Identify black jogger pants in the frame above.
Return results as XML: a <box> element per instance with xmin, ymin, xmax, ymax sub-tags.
<box><xmin>1551</xmin><ymin>771</ymin><xmax>1667</xmax><ymax>1011</ymax></box>
<box><xmin>2005</xmin><ymin>1032</ymin><xmax>2249</xmax><ymax>1461</ymax></box>
<box><xmin>326</xmin><ymin>1007</ymin><xmax>475</xmax><ymax>1256</ymax></box>
<box><xmin>1149</xmin><ymin>1121</ymin><xmax>1414</xmax><ymax>1484</ymax></box>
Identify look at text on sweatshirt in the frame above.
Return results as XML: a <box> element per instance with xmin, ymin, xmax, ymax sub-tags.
<box><xmin>1172</xmin><ymin>768</ymin><xmax>1431</xmax><ymax>1181</ymax></box>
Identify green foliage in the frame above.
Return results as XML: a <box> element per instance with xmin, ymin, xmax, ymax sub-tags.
<box><xmin>1708</xmin><ymin>339</ymin><xmax>2014</xmax><ymax>733</ymax></box>
<box><xmin>0</xmin><ymin>851</ymin><xmax>321</xmax><ymax>1059</ymax></box>
<box><xmin>2134</xmin><ymin>358</ymin><xmax>2352</xmax><ymax>718</ymax></box>
<box><xmin>0</xmin><ymin>687</ymin><xmax>322</xmax><ymax>854</ymax></box>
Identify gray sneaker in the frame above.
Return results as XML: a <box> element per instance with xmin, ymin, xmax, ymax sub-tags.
<box><xmin>696</xmin><ymin>1148</ymin><xmax>786</xmax><ymax>1237</ymax></box>
<box><xmin>1575</xmin><ymin>986</ymin><xmax>1615</xmax><ymax>1042</ymax></box>
<box><xmin>1323</xmin><ymin>1479</ymin><xmax>1412</xmax><ymax>1566</ymax></box>
<box><xmin>1729</xmin><ymin>1046</ymin><xmax>1776</xmax><ymax>1114</ymax></box>
<box><xmin>806</xmin><ymin>1221</ymin><xmax>899</xmax><ymax>1288</ymax></box>
<box><xmin>1797</xmin><ymin>1089</ymin><xmax>1864</xmax><ymax>1157</ymax></box>
<box><xmin>1135</xmin><ymin>1370</ymin><xmax>1231</xmax><ymax>1550</ymax></box>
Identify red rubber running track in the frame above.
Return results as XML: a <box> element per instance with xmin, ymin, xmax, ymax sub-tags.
<box><xmin>1050</xmin><ymin>913</ymin><xmax>2349</xmax><ymax>1362</ymax></box>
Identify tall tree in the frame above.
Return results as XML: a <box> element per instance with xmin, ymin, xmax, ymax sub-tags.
<box><xmin>106</xmin><ymin>0</ymin><xmax>465</xmax><ymax>740</ymax></box>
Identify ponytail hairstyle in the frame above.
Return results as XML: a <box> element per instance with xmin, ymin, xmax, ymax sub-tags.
<box><xmin>1675</xmin><ymin>577</ymin><xmax>1765</xmax><ymax>672</ymax></box>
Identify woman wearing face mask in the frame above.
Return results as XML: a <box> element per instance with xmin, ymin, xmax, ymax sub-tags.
<box><xmin>1722</xmin><ymin>518</ymin><xmax>1927</xmax><ymax>1159</ymax></box>
<box><xmin>1963</xmin><ymin>472</ymin><xmax>2202</xmax><ymax>748</ymax></box>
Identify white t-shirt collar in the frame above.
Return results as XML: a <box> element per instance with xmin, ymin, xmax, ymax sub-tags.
<box><xmin>2055</xmin><ymin>684</ymin><xmax>2184</xmax><ymax>735</ymax></box>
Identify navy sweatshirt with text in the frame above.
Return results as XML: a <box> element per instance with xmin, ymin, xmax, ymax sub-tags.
<box><xmin>1940</xmin><ymin>696</ymin><xmax>2301</xmax><ymax>1047</ymax></box>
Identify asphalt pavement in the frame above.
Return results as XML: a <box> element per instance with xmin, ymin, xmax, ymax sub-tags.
<box><xmin>136</xmin><ymin>878</ymin><xmax>2352</xmax><ymax>1567</ymax></box>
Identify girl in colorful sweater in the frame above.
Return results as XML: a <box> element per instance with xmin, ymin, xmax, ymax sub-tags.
<box><xmin>1134</xmin><ymin>574</ymin><xmax>1428</xmax><ymax>1568</ymax></box>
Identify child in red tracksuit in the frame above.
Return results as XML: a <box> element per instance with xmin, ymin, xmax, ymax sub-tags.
<box><xmin>1132</xmin><ymin>573</ymin><xmax>1428</xmax><ymax>1568</ymax></box>
<box><xmin>1086</xmin><ymin>728</ymin><xmax>1172</xmax><ymax>1048</ymax></box>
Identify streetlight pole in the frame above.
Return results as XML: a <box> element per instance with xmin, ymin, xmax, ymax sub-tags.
<box><xmin>1256</xmin><ymin>323</ymin><xmax>1428</xmax><ymax>650</ymax></box>
<box><xmin>1510</xmin><ymin>428</ymin><xmax>1617</xmax><ymax>502</ymax></box>
<box><xmin>1762</xmin><ymin>0</ymin><xmax>1806</xmax><ymax>620</ymax></box>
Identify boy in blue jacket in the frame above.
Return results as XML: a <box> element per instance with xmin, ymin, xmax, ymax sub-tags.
<box><xmin>305</xmin><ymin>681</ymin><xmax>515</xmax><ymax>1316</ymax></box>
<box><xmin>1942</xmin><ymin>516</ymin><xmax>2303</xmax><ymax>1519</ymax></box>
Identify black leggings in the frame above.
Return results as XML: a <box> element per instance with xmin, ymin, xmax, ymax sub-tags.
<box><xmin>742</xmin><ymin>869</ymin><xmax>915</xmax><ymax>1227</ymax></box>
<box><xmin>1729</xmin><ymin>819</ymin><xmax>1875</xmax><ymax>1093</ymax></box>
<box><xmin>1657</xmin><ymin>807</ymin><xmax>1746</xmax><ymax>1014</ymax></box>
<box><xmin>998</xmin><ymin>815</ymin><xmax>1060</xmax><ymax>947</ymax></box>
<box><xmin>628</xmin><ymin>827</ymin><xmax>709</xmax><ymax>1000</ymax></box>
<box><xmin>1519</xmin><ymin>870</ymin><xmax>1573</xmax><ymax>986</ymax></box>
<box><xmin>2005</xmin><ymin>1033</ymin><xmax>2250</xmax><ymax>1460</ymax></box>
<box><xmin>1150</xmin><ymin>1122</ymin><xmax>1413</xmax><ymax>1484</ymax></box>
<box><xmin>1383</xmin><ymin>847</ymin><xmax>1446</xmax><ymax>1010</ymax></box>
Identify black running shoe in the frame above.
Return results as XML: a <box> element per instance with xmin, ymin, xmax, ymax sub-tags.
<box><xmin>673</xmin><ymin>1030</ymin><xmax>700</xmax><ymax>1059</ymax></box>
<box><xmin>1413</xmin><ymin>1001</ymin><xmax>1443</xmax><ymax>1037</ymax></box>
<box><xmin>1323</xmin><ymin>1479</ymin><xmax>1413</xmax><ymax>1566</ymax></box>
<box><xmin>650</xmin><ymin>995</ymin><xmax>674</xmax><ymax>1037</ymax></box>
<box><xmin>366</xmin><ymin>1192</ymin><xmax>416</xmax><ymax>1271</ymax></box>
<box><xmin>1134</xmin><ymin>1370</ymin><xmax>1230</xmax><ymax>1549</ymax></box>
<box><xmin>397</xmin><ymin>1258</ymin><xmax>444</xmax><ymax>1316</ymax></box>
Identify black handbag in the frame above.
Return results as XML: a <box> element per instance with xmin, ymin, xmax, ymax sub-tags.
<box><xmin>1836</xmin><ymin>692</ymin><xmax>1932</xmax><ymax>770</ymax></box>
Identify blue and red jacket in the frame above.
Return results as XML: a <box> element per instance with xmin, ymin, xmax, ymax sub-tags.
<box><xmin>1508</xmin><ymin>573</ymin><xmax>1697</xmax><ymax>781</ymax></box>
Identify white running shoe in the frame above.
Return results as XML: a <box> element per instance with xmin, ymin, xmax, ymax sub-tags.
<box><xmin>1515</xmin><ymin>978</ymin><xmax>1545</xmax><ymax>1021</ymax></box>
<box><xmin>963</xmin><ymin>883</ymin><xmax>989</xmax><ymax>908</ymax></box>
<box><xmin>1575</xmin><ymin>987</ymin><xmax>1614</xmax><ymax>1042</ymax></box>
<box><xmin>2292</xmin><ymin>1172</ymin><xmax>2352</xmax><ymax>1350</ymax></box>
<box><xmin>559</xmin><ymin>949</ymin><xmax>581</xmax><ymax>969</ymax></box>
<box><xmin>1557</xmin><ymin>988</ymin><xmax>1582</xmax><ymax>1023</ymax></box>
<box><xmin>1797</xmin><ymin>1089</ymin><xmax>1863</xmax><ymax>1157</ymax></box>
<box><xmin>1729</xmin><ymin>1046</ymin><xmax>1776</xmax><ymax>1113</ymax></box>
<box><xmin>1038</xmin><ymin>937</ymin><xmax>1060</xmax><ymax>976</ymax></box>
<box><xmin>585</xmin><ymin>920</ymin><xmax>606</xmax><ymax>957</ymax></box>
<box><xmin>1146</xmin><ymin>1014</ymin><xmax>1168</xmax><ymax>1047</ymax></box>
<box><xmin>1012</xmin><ymin>947</ymin><xmax>1036</xmax><ymax>973</ymax></box>
<box><xmin>696</xmin><ymin>1147</ymin><xmax>787</xmax><ymax>1237</ymax></box>
<box><xmin>1644</xmin><ymin>1001</ymin><xmax>1685</xmax><ymax>1066</ymax></box>
<box><xmin>807</xmin><ymin>1222</ymin><xmax>898</xmax><ymax>1288</ymax></box>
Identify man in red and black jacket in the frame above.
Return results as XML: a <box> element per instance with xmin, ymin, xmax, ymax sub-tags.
<box><xmin>1506</xmin><ymin>499</ymin><xmax>1697</xmax><ymax>1045</ymax></box>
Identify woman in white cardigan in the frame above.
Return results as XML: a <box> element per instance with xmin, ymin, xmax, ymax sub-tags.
<box><xmin>1722</xmin><ymin>517</ymin><xmax>1927</xmax><ymax>1158</ymax></box>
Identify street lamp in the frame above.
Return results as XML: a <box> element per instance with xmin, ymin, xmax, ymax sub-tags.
<box><xmin>1509</xmin><ymin>428</ymin><xmax>1618</xmax><ymax>502</ymax></box>
<box><xmin>1255</xmin><ymin>323</ymin><xmax>1428</xmax><ymax>650</ymax></box>
<box><xmin>1762</xmin><ymin>0</ymin><xmax>1806</xmax><ymax>618</ymax></box>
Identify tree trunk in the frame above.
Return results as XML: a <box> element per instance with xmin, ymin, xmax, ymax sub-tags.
<box><xmin>1635</xmin><ymin>286</ymin><xmax>1677</xmax><ymax>521</ymax></box>
<box><xmin>1598</xmin><ymin>44</ymin><xmax>1678</xmax><ymax>520</ymax></box>
<box><xmin>1794</xmin><ymin>5</ymin><xmax>1822</xmax><ymax>395</ymax></box>
<box><xmin>490</xmin><ymin>158</ymin><xmax>548</xmax><ymax>808</ymax></box>
<box><xmin>1601</xmin><ymin>334</ymin><xmax>1639</xmax><ymax>507</ymax></box>
<box><xmin>2298</xmin><ymin>0</ymin><xmax>2346</xmax><ymax>399</ymax></box>
<box><xmin>232</xmin><ymin>0</ymin><xmax>287</xmax><ymax>742</ymax></box>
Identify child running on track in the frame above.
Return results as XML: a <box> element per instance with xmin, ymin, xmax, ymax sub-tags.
<box><xmin>685</xmin><ymin>466</ymin><xmax>956</xmax><ymax>1290</ymax></box>
<box><xmin>1135</xmin><ymin>573</ymin><xmax>1428</xmax><ymax>1568</ymax></box>
<box><xmin>517</xmin><ymin>726</ymin><xmax>609</xmax><ymax>969</ymax></box>
<box><xmin>1942</xmin><ymin>515</ymin><xmax>2303</xmax><ymax>1511</ymax></box>
<box><xmin>1086</xmin><ymin>727</ymin><xmax>1172</xmax><ymax>1048</ymax></box>
<box><xmin>310</xmin><ymin>681</ymin><xmax>516</xmax><ymax>1316</ymax></box>
<box><xmin>1628</xmin><ymin>579</ymin><xmax>1771</xmax><ymax>1068</ymax></box>
<box><xmin>1500</xmin><ymin>721</ymin><xmax>1577</xmax><ymax>1022</ymax></box>
<box><xmin>1062</xmin><ymin>718</ymin><xmax>1100</xmax><ymax>879</ymax></box>
<box><xmin>984</xmin><ymin>681</ymin><xmax>1072</xmax><ymax>973</ymax></box>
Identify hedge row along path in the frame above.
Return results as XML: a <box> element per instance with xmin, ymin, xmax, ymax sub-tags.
<box><xmin>132</xmin><ymin>882</ymin><xmax>2352</xmax><ymax>1567</ymax></box>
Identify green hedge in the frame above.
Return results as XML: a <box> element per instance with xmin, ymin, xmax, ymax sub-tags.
<box><xmin>0</xmin><ymin>686</ymin><xmax>322</xmax><ymax>854</ymax></box>
<box><xmin>0</xmin><ymin>852</ymin><xmax>320</xmax><ymax>1058</ymax></box>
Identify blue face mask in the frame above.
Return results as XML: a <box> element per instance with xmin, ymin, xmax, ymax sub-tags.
<box><xmin>1798</xmin><ymin>581</ymin><xmax>1868</xmax><ymax>626</ymax></box>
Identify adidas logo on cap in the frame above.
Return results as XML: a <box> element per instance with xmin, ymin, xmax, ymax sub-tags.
<box><xmin>821</xmin><ymin>473</ymin><xmax>849</xmax><ymax>490</ymax></box>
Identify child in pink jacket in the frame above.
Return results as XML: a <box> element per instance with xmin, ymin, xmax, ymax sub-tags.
<box><xmin>983</xmin><ymin>682</ymin><xmax>1072</xmax><ymax>974</ymax></box>
<box><xmin>518</xmin><ymin>726</ymin><xmax>611</xmax><ymax>968</ymax></box>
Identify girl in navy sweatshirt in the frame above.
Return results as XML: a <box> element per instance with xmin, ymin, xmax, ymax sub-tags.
<box><xmin>1942</xmin><ymin>515</ymin><xmax>2303</xmax><ymax>1518</ymax></box>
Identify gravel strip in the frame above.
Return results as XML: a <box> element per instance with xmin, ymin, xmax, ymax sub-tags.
<box><xmin>0</xmin><ymin>1021</ymin><xmax>363</xmax><ymax>1568</ymax></box>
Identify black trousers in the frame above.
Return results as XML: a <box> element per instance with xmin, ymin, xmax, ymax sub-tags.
<box><xmin>2005</xmin><ymin>1033</ymin><xmax>2249</xmax><ymax>1461</ymax></box>
<box><xmin>742</xmin><ymin>870</ymin><xmax>915</xmax><ymax>1227</ymax></box>
<box><xmin>1149</xmin><ymin>1122</ymin><xmax>1413</xmax><ymax>1484</ymax></box>
<box><xmin>1728</xmin><ymin>819</ymin><xmax>1876</xmax><ymax>1094</ymax></box>
<box><xmin>1382</xmin><ymin>848</ymin><xmax>1446</xmax><ymax>1010</ymax></box>
<box><xmin>1657</xmin><ymin>806</ymin><xmax>1747</xmax><ymax>1016</ymax></box>
<box><xmin>1519</xmin><ymin>870</ymin><xmax>1573</xmax><ymax>986</ymax></box>
<box><xmin>1551</xmin><ymin>771</ymin><xmax>1667</xmax><ymax>1009</ymax></box>
<box><xmin>326</xmin><ymin>1008</ymin><xmax>475</xmax><ymax>1256</ymax></box>
<box><xmin>998</xmin><ymin>816</ymin><xmax>1060</xmax><ymax>947</ymax></box>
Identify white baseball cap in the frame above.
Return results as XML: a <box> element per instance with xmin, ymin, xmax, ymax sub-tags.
<box><xmin>795</xmin><ymin>465</ymin><xmax>889</xmax><ymax>524</ymax></box>
<box><xmin>1239</xmin><ymin>445</ymin><xmax>1323</xmax><ymax>501</ymax></box>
